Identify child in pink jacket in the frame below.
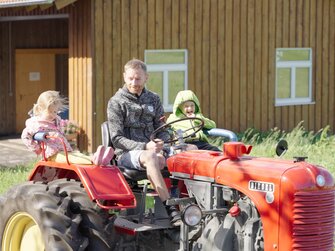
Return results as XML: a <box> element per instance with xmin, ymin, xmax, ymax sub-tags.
<box><xmin>21</xmin><ymin>90</ymin><xmax>113</xmax><ymax>165</ymax></box>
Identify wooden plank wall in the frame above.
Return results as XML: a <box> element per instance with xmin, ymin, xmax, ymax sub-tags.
<box><xmin>0</xmin><ymin>22</ymin><xmax>15</xmax><ymax>135</ymax></box>
<box><xmin>0</xmin><ymin>2</ymin><xmax>94</xmax><ymax>151</ymax></box>
<box><xmin>1</xmin><ymin>0</ymin><xmax>334</xmax><ymax>151</ymax></box>
<box><xmin>0</xmin><ymin>16</ymin><xmax>68</xmax><ymax>136</ymax></box>
<box><xmin>92</xmin><ymin>0</ymin><xmax>335</xmax><ymax>148</ymax></box>
<box><xmin>68</xmin><ymin>0</ymin><xmax>93</xmax><ymax>151</ymax></box>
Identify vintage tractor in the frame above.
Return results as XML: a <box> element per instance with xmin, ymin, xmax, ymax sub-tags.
<box><xmin>0</xmin><ymin>117</ymin><xmax>334</xmax><ymax>251</ymax></box>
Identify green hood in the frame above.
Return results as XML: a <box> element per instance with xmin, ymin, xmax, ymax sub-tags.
<box><xmin>167</xmin><ymin>90</ymin><xmax>217</xmax><ymax>142</ymax></box>
<box><xmin>172</xmin><ymin>90</ymin><xmax>201</xmax><ymax>117</ymax></box>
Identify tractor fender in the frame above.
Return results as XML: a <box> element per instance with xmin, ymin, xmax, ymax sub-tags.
<box><xmin>28</xmin><ymin>160</ymin><xmax>136</xmax><ymax>210</ymax></box>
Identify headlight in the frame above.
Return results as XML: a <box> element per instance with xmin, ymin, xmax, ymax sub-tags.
<box><xmin>181</xmin><ymin>204</ymin><xmax>202</xmax><ymax>226</ymax></box>
<box><xmin>316</xmin><ymin>175</ymin><xmax>326</xmax><ymax>187</ymax></box>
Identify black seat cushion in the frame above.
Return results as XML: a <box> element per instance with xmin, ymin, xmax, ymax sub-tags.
<box><xmin>118</xmin><ymin>165</ymin><xmax>171</xmax><ymax>181</ymax></box>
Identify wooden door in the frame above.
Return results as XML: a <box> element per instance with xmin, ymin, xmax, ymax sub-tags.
<box><xmin>15</xmin><ymin>49</ymin><xmax>56</xmax><ymax>133</ymax></box>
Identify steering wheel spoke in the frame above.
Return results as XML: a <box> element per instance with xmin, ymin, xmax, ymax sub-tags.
<box><xmin>150</xmin><ymin>117</ymin><xmax>204</xmax><ymax>144</ymax></box>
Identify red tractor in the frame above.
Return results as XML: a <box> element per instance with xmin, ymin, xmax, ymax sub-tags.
<box><xmin>0</xmin><ymin>118</ymin><xmax>334</xmax><ymax>251</ymax></box>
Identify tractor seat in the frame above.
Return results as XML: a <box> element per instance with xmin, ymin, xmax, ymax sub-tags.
<box><xmin>101</xmin><ymin>121</ymin><xmax>170</xmax><ymax>181</ymax></box>
<box><xmin>117</xmin><ymin>166</ymin><xmax>149</xmax><ymax>181</ymax></box>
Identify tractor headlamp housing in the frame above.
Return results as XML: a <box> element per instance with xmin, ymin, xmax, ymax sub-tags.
<box><xmin>316</xmin><ymin>175</ymin><xmax>326</xmax><ymax>187</ymax></box>
<box><xmin>181</xmin><ymin>204</ymin><xmax>202</xmax><ymax>227</ymax></box>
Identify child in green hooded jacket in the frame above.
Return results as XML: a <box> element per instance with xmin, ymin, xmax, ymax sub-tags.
<box><xmin>167</xmin><ymin>90</ymin><xmax>220</xmax><ymax>151</ymax></box>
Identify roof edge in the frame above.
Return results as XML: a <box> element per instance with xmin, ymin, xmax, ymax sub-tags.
<box><xmin>0</xmin><ymin>0</ymin><xmax>54</xmax><ymax>8</ymax></box>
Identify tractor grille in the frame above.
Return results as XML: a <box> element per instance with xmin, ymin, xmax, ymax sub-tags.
<box><xmin>292</xmin><ymin>189</ymin><xmax>335</xmax><ymax>251</ymax></box>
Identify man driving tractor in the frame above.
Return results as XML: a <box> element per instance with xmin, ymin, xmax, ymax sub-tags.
<box><xmin>107</xmin><ymin>58</ymin><xmax>196</xmax><ymax>226</ymax></box>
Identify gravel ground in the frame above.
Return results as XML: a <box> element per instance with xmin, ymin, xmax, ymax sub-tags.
<box><xmin>0</xmin><ymin>135</ymin><xmax>38</xmax><ymax>168</ymax></box>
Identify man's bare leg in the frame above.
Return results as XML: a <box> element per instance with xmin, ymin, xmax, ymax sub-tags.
<box><xmin>140</xmin><ymin>151</ymin><xmax>169</xmax><ymax>201</ymax></box>
<box><xmin>140</xmin><ymin>151</ymin><xmax>181</xmax><ymax>225</ymax></box>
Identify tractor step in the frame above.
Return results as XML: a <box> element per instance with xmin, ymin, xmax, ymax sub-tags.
<box><xmin>114</xmin><ymin>216</ymin><xmax>171</xmax><ymax>234</ymax></box>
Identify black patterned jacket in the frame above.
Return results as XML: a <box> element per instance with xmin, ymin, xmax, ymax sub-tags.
<box><xmin>107</xmin><ymin>85</ymin><xmax>169</xmax><ymax>158</ymax></box>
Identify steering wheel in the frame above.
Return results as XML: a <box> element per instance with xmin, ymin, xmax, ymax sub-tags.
<box><xmin>150</xmin><ymin>117</ymin><xmax>204</xmax><ymax>144</ymax></box>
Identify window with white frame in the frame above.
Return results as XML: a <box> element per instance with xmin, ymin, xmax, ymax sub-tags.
<box><xmin>145</xmin><ymin>49</ymin><xmax>188</xmax><ymax>112</ymax></box>
<box><xmin>275</xmin><ymin>48</ymin><xmax>313</xmax><ymax>106</ymax></box>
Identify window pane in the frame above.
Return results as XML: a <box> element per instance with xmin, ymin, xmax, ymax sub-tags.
<box><xmin>168</xmin><ymin>71</ymin><xmax>185</xmax><ymax>104</ymax></box>
<box><xmin>146</xmin><ymin>51</ymin><xmax>185</xmax><ymax>64</ymax></box>
<box><xmin>277</xmin><ymin>49</ymin><xmax>310</xmax><ymax>61</ymax></box>
<box><xmin>277</xmin><ymin>68</ymin><xmax>291</xmax><ymax>98</ymax></box>
<box><xmin>296</xmin><ymin>68</ymin><xmax>309</xmax><ymax>97</ymax></box>
<box><xmin>147</xmin><ymin>72</ymin><xmax>163</xmax><ymax>97</ymax></box>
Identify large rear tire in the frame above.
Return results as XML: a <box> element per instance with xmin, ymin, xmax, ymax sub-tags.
<box><xmin>0</xmin><ymin>179</ymin><xmax>115</xmax><ymax>251</ymax></box>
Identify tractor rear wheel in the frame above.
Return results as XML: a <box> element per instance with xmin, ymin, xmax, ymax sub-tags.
<box><xmin>0</xmin><ymin>179</ymin><xmax>115</xmax><ymax>251</ymax></box>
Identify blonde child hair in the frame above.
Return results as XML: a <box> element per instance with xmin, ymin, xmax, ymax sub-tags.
<box><xmin>22</xmin><ymin>90</ymin><xmax>114</xmax><ymax>165</ymax></box>
<box><xmin>32</xmin><ymin>90</ymin><xmax>68</xmax><ymax>117</ymax></box>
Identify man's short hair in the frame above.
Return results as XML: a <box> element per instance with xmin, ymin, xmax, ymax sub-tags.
<box><xmin>124</xmin><ymin>58</ymin><xmax>147</xmax><ymax>73</ymax></box>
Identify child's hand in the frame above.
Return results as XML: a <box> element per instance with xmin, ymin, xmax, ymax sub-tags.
<box><xmin>48</xmin><ymin>131</ymin><xmax>63</xmax><ymax>139</ymax></box>
<box><xmin>48</xmin><ymin>131</ymin><xmax>57</xmax><ymax>137</ymax></box>
<box><xmin>186</xmin><ymin>113</ymin><xmax>195</xmax><ymax>118</ymax></box>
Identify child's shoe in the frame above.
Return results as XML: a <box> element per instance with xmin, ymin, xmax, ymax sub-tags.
<box><xmin>92</xmin><ymin>145</ymin><xmax>105</xmax><ymax>165</ymax></box>
<box><xmin>101</xmin><ymin>147</ymin><xmax>114</xmax><ymax>165</ymax></box>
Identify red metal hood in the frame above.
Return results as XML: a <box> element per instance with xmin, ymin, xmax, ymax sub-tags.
<box><xmin>166</xmin><ymin>150</ymin><xmax>299</xmax><ymax>182</ymax></box>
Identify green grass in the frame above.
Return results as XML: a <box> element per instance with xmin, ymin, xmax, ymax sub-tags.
<box><xmin>245</xmin><ymin>122</ymin><xmax>335</xmax><ymax>176</ymax></box>
<box><xmin>209</xmin><ymin>121</ymin><xmax>335</xmax><ymax>177</ymax></box>
<box><xmin>0</xmin><ymin>162</ymin><xmax>35</xmax><ymax>195</ymax></box>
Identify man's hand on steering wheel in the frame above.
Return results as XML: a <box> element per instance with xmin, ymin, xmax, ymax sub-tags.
<box><xmin>146</xmin><ymin>139</ymin><xmax>164</xmax><ymax>153</ymax></box>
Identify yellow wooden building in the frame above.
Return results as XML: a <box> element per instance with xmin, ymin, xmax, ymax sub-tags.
<box><xmin>0</xmin><ymin>0</ymin><xmax>334</xmax><ymax>152</ymax></box>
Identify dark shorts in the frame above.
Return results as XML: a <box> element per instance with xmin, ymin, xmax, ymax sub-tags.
<box><xmin>118</xmin><ymin>150</ymin><xmax>145</xmax><ymax>170</ymax></box>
